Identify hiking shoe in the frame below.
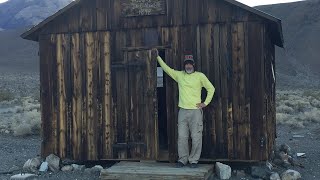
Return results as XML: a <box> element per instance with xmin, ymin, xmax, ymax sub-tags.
<box><xmin>176</xmin><ymin>162</ymin><xmax>185</xmax><ymax>168</ymax></box>
<box><xmin>190</xmin><ymin>163</ymin><xmax>198</xmax><ymax>168</ymax></box>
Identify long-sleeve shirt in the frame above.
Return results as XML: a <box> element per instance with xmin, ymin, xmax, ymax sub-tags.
<box><xmin>157</xmin><ymin>56</ymin><xmax>215</xmax><ymax>109</ymax></box>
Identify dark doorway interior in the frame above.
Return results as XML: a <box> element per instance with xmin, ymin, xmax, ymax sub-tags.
<box><xmin>157</xmin><ymin>50</ymin><xmax>168</xmax><ymax>151</ymax></box>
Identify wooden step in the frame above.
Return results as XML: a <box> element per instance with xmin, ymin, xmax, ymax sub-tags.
<box><xmin>100</xmin><ymin>161</ymin><xmax>214</xmax><ymax>180</ymax></box>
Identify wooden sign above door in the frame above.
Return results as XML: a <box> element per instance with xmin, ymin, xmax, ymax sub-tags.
<box><xmin>120</xmin><ymin>0</ymin><xmax>166</xmax><ymax>17</ymax></box>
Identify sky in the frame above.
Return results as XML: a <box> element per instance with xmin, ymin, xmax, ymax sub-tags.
<box><xmin>0</xmin><ymin>0</ymin><xmax>304</xmax><ymax>6</ymax></box>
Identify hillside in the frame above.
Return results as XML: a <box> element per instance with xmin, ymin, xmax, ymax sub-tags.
<box><xmin>0</xmin><ymin>28</ymin><xmax>38</xmax><ymax>73</ymax></box>
<box><xmin>0</xmin><ymin>0</ymin><xmax>72</xmax><ymax>29</ymax></box>
<box><xmin>257</xmin><ymin>0</ymin><xmax>320</xmax><ymax>88</ymax></box>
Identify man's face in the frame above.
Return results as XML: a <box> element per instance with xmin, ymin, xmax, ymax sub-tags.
<box><xmin>185</xmin><ymin>63</ymin><xmax>194</xmax><ymax>74</ymax></box>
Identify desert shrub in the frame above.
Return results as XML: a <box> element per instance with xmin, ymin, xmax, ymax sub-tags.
<box><xmin>0</xmin><ymin>89</ymin><xmax>15</xmax><ymax>102</ymax></box>
<box><xmin>276</xmin><ymin>89</ymin><xmax>320</xmax><ymax>128</ymax></box>
<box><xmin>302</xmin><ymin>90</ymin><xmax>320</xmax><ymax>100</ymax></box>
<box><xmin>298</xmin><ymin>108</ymin><xmax>320</xmax><ymax>123</ymax></box>
<box><xmin>276</xmin><ymin>113</ymin><xmax>304</xmax><ymax>128</ymax></box>
<box><xmin>0</xmin><ymin>96</ymin><xmax>41</xmax><ymax>136</ymax></box>
<box><xmin>310</xmin><ymin>98</ymin><xmax>320</xmax><ymax>108</ymax></box>
<box><xmin>277</xmin><ymin>104</ymin><xmax>294</xmax><ymax>114</ymax></box>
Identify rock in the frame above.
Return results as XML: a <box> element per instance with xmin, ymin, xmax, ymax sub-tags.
<box><xmin>10</xmin><ymin>173</ymin><xmax>38</xmax><ymax>180</ymax></box>
<box><xmin>251</xmin><ymin>166</ymin><xmax>269</xmax><ymax>179</ymax></box>
<box><xmin>92</xmin><ymin>165</ymin><xmax>103</xmax><ymax>171</ymax></box>
<box><xmin>39</xmin><ymin>162</ymin><xmax>48</xmax><ymax>172</ymax></box>
<box><xmin>266</xmin><ymin>161</ymin><xmax>273</xmax><ymax>170</ymax></box>
<box><xmin>292</xmin><ymin>135</ymin><xmax>304</xmax><ymax>138</ymax></box>
<box><xmin>297</xmin><ymin>153</ymin><xmax>306</xmax><ymax>158</ymax></box>
<box><xmin>61</xmin><ymin>165</ymin><xmax>73</xmax><ymax>172</ymax></box>
<box><xmin>71</xmin><ymin>164</ymin><xmax>86</xmax><ymax>171</ymax></box>
<box><xmin>9</xmin><ymin>165</ymin><xmax>20</xmax><ymax>172</ymax></box>
<box><xmin>270</xmin><ymin>172</ymin><xmax>281</xmax><ymax>180</ymax></box>
<box><xmin>84</xmin><ymin>168</ymin><xmax>92</xmax><ymax>174</ymax></box>
<box><xmin>279</xmin><ymin>151</ymin><xmax>289</xmax><ymax>161</ymax></box>
<box><xmin>23</xmin><ymin>157</ymin><xmax>42</xmax><ymax>173</ymax></box>
<box><xmin>45</xmin><ymin>154</ymin><xmax>60</xmax><ymax>172</ymax></box>
<box><xmin>215</xmin><ymin>162</ymin><xmax>231</xmax><ymax>180</ymax></box>
<box><xmin>84</xmin><ymin>165</ymin><xmax>103</xmax><ymax>174</ymax></box>
<box><xmin>281</xmin><ymin>169</ymin><xmax>302</xmax><ymax>180</ymax></box>
<box><xmin>234</xmin><ymin>170</ymin><xmax>246</xmax><ymax>177</ymax></box>
<box><xmin>279</xmin><ymin>144</ymin><xmax>291</xmax><ymax>154</ymax></box>
<box><xmin>5</xmin><ymin>130</ymin><xmax>10</xmax><ymax>134</ymax></box>
<box><xmin>273</xmin><ymin>158</ymin><xmax>284</xmax><ymax>166</ymax></box>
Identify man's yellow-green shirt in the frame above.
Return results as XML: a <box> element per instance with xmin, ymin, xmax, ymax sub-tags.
<box><xmin>157</xmin><ymin>56</ymin><xmax>215</xmax><ymax>109</ymax></box>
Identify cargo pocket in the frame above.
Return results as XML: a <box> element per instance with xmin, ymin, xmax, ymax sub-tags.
<box><xmin>197</xmin><ymin>121</ymin><xmax>203</xmax><ymax>134</ymax></box>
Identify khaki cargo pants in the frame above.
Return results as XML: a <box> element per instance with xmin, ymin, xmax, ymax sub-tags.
<box><xmin>177</xmin><ymin>108</ymin><xmax>203</xmax><ymax>165</ymax></box>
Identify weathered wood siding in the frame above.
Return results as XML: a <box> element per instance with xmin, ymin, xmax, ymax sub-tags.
<box><xmin>39</xmin><ymin>32</ymin><xmax>112</xmax><ymax>160</ymax></box>
<box><xmin>37</xmin><ymin>0</ymin><xmax>278</xmax><ymax>161</ymax></box>
<box><xmin>38</xmin><ymin>0</ymin><xmax>263</xmax><ymax>35</ymax></box>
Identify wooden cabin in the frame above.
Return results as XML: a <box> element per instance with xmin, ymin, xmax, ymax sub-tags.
<box><xmin>21</xmin><ymin>0</ymin><xmax>283</xmax><ymax>162</ymax></box>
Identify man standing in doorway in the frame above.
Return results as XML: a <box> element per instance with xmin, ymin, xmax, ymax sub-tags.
<box><xmin>152</xmin><ymin>49</ymin><xmax>215</xmax><ymax>168</ymax></box>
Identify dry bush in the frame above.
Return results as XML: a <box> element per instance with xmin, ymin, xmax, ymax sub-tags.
<box><xmin>0</xmin><ymin>96</ymin><xmax>40</xmax><ymax>136</ymax></box>
<box><xmin>276</xmin><ymin>89</ymin><xmax>320</xmax><ymax>128</ymax></box>
<box><xmin>0</xmin><ymin>89</ymin><xmax>15</xmax><ymax>102</ymax></box>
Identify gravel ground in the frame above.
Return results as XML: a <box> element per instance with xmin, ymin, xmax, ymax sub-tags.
<box><xmin>0</xmin><ymin>123</ymin><xmax>319</xmax><ymax>180</ymax></box>
<box><xmin>0</xmin><ymin>134</ymin><xmax>101</xmax><ymax>180</ymax></box>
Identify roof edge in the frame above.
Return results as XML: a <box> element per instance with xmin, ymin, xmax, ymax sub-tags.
<box><xmin>20</xmin><ymin>0</ymin><xmax>81</xmax><ymax>41</ymax></box>
<box><xmin>224</xmin><ymin>0</ymin><xmax>284</xmax><ymax>47</ymax></box>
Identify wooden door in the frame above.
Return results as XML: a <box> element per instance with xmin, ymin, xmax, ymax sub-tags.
<box><xmin>112</xmin><ymin>50</ymin><xmax>158</xmax><ymax>160</ymax></box>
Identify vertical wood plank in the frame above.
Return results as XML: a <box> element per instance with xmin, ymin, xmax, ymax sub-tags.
<box><xmin>161</xmin><ymin>27</ymin><xmax>180</xmax><ymax>162</ymax></box>
<box><xmin>219</xmin><ymin>23</ymin><xmax>229</xmax><ymax>159</ymax></box>
<box><xmin>199</xmin><ymin>24</ymin><xmax>216</xmax><ymax>158</ymax></box>
<box><xmin>39</xmin><ymin>35</ymin><xmax>56</xmax><ymax>157</ymax></box>
<box><xmin>96</xmin><ymin>0</ymin><xmax>109</xmax><ymax>30</ymax></box>
<box><xmin>237</xmin><ymin>22</ymin><xmax>246</xmax><ymax>160</ymax></box>
<box><xmin>244</xmin><ymin>22</ymin><xmax>252</xmax><ymax>160</ymax></box>
<box><xmin>71</xmin><ymin>33</ymin><xmax>82</xmax><ymax>160</ymax></box>
<box><xmin>248</xmin><ymin>23</ymin><xmax>265</xmax><ymax>160</ymax></box>
<box><xmin>84</xmin><ymin>32</ymin><xmax>98</xmax><ymax>160</ymax></box>
<box><xmin>56</xmin><ymin>34</ymin><xmax>68</xmax><ymax>158</ymax></box>
<box><xmin>145</xmin><ymin>50</ymin><xmax>158</xmax><ymax>159</ymax></box>
<box><xmin>226</xmin><ymin>23</ymin><xmax>234</xmax><ymax>159</ymax></box>
<box><xmin>101</xmin><ymin>32</ymin><xmax>113</xmax><ymax>159</ymax></box>
<box><xmin>213</xmin><ymin>24</ymin><xmax>223</xmax><ymax>156</ymax></box>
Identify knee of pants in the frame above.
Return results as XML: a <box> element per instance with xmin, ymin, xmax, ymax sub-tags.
<box><xmin>178</xmin><ymin>135</ymin><xmax>189</xmax><ymax>141</ymax></box>
<box><xmin>191</xmin><ymin>133</ymin><xmax>203</xmax><ymax>140</ymax></box>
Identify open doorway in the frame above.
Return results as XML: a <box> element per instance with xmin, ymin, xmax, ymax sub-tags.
<box><xmin>157</xmin><ymin>50</ymin><xmax>168</xmax><ymax>153</ymax></box>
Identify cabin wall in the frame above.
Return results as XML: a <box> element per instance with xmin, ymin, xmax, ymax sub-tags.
<box><xmin>37</xmin><ymin>0</ymin><xmax>277</xmax><ymax>161</ymax></box>
<box><xmin>39</xmin><ymin>32</ymin><xmax>112</xmax><ymax>160</ymax></box>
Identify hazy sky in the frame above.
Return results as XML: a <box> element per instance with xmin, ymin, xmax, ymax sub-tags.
<box><xmin>0</xmin><ymin>0</ymin><xmax>303</xmax><ymax>6</ymax></box>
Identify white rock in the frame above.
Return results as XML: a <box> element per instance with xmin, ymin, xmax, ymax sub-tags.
<box><xmin>92</xmin><ymin>165</ymin><xmax>103</xmax><ymax>171</ymax></box>
<box><xmin>23</xmin><ymin>157</ymin><xmax>42</xmax><ymax>173</ymax></box>
<box><xmin>281</xmin><ymin>169</ymin><xmax>302</xmax><ymax>180</ymax></box>
<box><xmin>89</xmin><ymin>165</ymin><xmax>104</xmax><ymax>173</ymax></box>
<box><xmin>215</xmin><ymin>162</ymin><xmax>231</xmax><ymax>180</ymax></box>
<box><xmin>5</xmin><ymin>130</ymin><xmax>10</xmax><ymax>134</ymax></box>
<box><xmin>61</xmin><ymin>165</ymin><xmax>73</xmax><ymax>172</ymax></box>
<box><xmin>71</xmin><ymin>164</ymin><xmax>85</xmax><ymax>171</ymax></box>
<box><xmin>45</xmin><ymin>154</ymin><xmax>60</xmax><ymax>172</ymax></box>
<box><xmin>39</xmin><ymin>162</ymin><xmax>48</xmax><ymax>172</ymax></box>
<box><xmin>84</xmin><ymin>168</ymin><xmax>92</xmax><ymax>174</ymax></box>
<box><xmin>10</xmin><ymin>173</ymin><xmax>38</xmax><ymax>180</ymax></box>
<box><xmin>270</xmin><ymin>172</ymin><xmax>281</xmax><ymax>180</ymax></box>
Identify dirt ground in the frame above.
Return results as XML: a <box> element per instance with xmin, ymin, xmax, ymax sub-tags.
<box><xmin>0</xmin><ymin>123</ymin><xmax>319</xmax><ymax>180</ymax></box>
